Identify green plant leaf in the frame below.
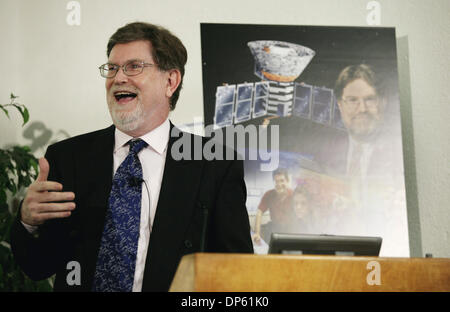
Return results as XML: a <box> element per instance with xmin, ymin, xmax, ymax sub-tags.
<box><xmin>0</xmin><ymin>105</ymin><xmax>9</xmax><ymax>119</ymax></box>
<box><xmin>0</xmin><ymin>93</ymin><xmax>52</xmax><ymax>291</ymax></box>
<box><xmin>22</xmin><ymin>107</ymin><xmax>30</xmax><ymax>126</ymax></box>
<box><xmin>13</xmin><ymin>104</ymin><xmax>24</xmax><ymax>124</ymax></box>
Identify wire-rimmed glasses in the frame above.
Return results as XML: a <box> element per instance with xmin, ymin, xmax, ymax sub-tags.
<box><xmin>99</xmin><ymin>59</ymin><xmax>155</xmax><ymax>78</ymax></box>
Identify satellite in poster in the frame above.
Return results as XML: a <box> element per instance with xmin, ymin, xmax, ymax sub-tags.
<box><xmin>212</xmin><ymin>40</ymin><xmax>340</xmax><ymax>130</ymax></box>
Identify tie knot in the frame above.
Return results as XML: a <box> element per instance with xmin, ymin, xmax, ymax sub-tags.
<box><xmin>128</xmin><ymin>139</ymin><xmax>148</xmax><ymax>155</ymax></box>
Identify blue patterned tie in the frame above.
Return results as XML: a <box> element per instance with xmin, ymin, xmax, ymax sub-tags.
<box><xmin>92</xmin><ymin>139</ymin><xmax>148</xmax><ymax>292</ymax></box>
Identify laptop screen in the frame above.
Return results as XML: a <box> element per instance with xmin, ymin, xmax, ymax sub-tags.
<box><xmin>268</xmin><ymin>233</ymin><xmax>382</xmax><ymax>256</ymax></box>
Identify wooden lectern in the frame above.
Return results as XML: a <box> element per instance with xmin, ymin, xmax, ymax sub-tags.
<box><xmin>169</xmin><ymin>253</ymin><xmax>450</xmax><ymax>292</ymax></box>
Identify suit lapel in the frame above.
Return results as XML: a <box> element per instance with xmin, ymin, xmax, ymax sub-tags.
<box><xmin>79</xmin><ymin>126</ymin><xmax>115</xmax><ymax>207</ymax></box>
<box><xmin>142</xmin><ymin>123</ymin><xmax>205</xmax><ymax>290</ymax></box>
<box><xmin>74</xmin><ymin>125</ymin><xmax>115</xmax><ymax>287</ymax></box>
<box><xmin>75</xmin><ymin>125</ymin><xmax>114</xmax><ymax>209</ymax></box>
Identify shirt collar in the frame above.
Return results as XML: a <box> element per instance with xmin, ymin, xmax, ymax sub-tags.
<box><xmin>114</xmin><ymin>118</ymin><xmax>170</xmax><ymax>155</ymax></box>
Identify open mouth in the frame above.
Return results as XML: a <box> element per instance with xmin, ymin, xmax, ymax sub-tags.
<box><xmin>114</xmin><ymin>91</ymin><xmax>137</xmax><ymax>103</ymax></box>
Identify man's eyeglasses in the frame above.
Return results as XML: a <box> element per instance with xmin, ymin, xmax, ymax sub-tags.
<box><xmin>99</xmin><ymin>60</ymin><xmax>155</xmax><ymax>78</ymax></box>
<box><xmin>342</xmin><ymin>96</ymin><xmax>379</xmax><ymax>111</ymax></box>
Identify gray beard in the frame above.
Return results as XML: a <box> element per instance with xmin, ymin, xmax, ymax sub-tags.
<box><xmin>109</xmin><ymin>102</ymin><xmax>145</xmax><ymax>132</ymax></box>
<box><xmin>348</xmin><ymin>124</ymin><xmax>381</xmax><ymax>143</ymax></box>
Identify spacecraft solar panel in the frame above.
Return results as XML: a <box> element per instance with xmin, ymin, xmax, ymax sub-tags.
<box><xmin>253</xmin><ymin>81</ymin><xmax>269</xmax><ymax>118</ymax></box>
<box><xmin>254</xmin><ymin>81</ymin><xmax>269</xmax><ymax>98</ymax></box>
<box><xmin>237</xmin><ymin>83</ymin><xmax>253</xmax><ymax>101</ymax></box>
<box><xmin>312</xmin><ymin>86</ymin><xmax>333</xmax><ymax>125</ymax></box>
<box><xmin>235</xmin><ymin>101</ymin><xmax>252</xmax><ymax>123</ymax></box>
<box><xmin>332</xmin><ymin>96</ymin><xmax>346</xmax><ymax>130</ymax></box>
<box><xmin>213</xmin><ymin>81</ymin><xmax>345</xmax><ymax>130</ymax></box>
<box><xmin>293</xmin><ymin>83</ymin><xmax>312</xmax><ymax>118</ymax></box>
<box><xmin>214</xmin><ymin>85</ymin><xmax>236</xmax><ymax>128</ymax></box>
<box><xmin>234</xmin><ymin>83</ymin><xmax>254</xmax><ymax>123</ymax></box>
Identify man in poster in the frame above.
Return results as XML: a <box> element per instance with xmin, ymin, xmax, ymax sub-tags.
<box><xmin>252</xmin><ymin>168</ymin><xmax>295</xmax><ymax>244</ymax></box>
<box><xmin>320</xmin><ymin>64</ymin><xmax>398</xmax><ymax>180</ymax></box>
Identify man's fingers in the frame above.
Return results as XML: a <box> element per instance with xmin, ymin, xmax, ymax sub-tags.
<box><xmin>36</xmin><ymin>202</ymin><xmax>76</xmax><ymax>213</ymax></box>
<box><xmin>23</xmin><ymin>201</ymin><xmax>75</xmax><ymax>226</ymax></box>
<box><xmin>35</xmin><ymin>211</ymin><xmax>73</xmax><ymax>223</ymax></box>
<box><xmin>31</xmin><ymin>181</ymin><xmax>64</xmax><ymax>192</ymax></box>
<box><xmin>36</xmin><ymin>157</ymin><xmax>50</xmax><ymax>182</ymax></box>
<box><xmin>41</xmin><ymin>191</ymin><xmax>75</xmax><ymax>203</ymax></box>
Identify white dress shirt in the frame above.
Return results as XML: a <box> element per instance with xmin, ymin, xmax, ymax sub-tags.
<box><xmin>346</xmin><ymin>136</ymin><xmax>375</xmax><ymax>204</ymax></box>
<box><xmin>346</xmin><ymin>136</ymin><xmax>374</xmax><ymax>180</ymax></box>
<box><xmin>113</xmin><ymin>118</ymin><xmax>169</xmax><ymax>292</ymax></box>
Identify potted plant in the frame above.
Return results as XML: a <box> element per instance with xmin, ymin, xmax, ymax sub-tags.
<box><xmin>0</xmin><ymin>93</ymin><xmax>52</xmax><ymax>291</ymax></box>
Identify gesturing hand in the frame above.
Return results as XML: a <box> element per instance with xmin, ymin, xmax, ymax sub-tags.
<box><xmin>21</xmin><ymin>158</ymin><xmax>76</xmax><ymax>226</ymax></box>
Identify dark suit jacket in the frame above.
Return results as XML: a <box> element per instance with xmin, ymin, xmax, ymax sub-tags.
<box><xmin>315</xmin><ymin>125</ymin><xmax>405</xmax><ymax>180</ymax></box>
<box><xmin>10</xmin><ymin>123</ymin><xmax>253</xmax><ymax>291</ymax></box>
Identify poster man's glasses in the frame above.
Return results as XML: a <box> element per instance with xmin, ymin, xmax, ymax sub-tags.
<box><xmin>342</xmin><ymin>96</ymin><xmax>379</xmax><ymax>111</ymax></box>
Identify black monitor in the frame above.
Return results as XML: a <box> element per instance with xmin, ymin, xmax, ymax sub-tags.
<box><xmin>268</xmin><ymin>233</ymin><xmax>382</xmax><ymax>256</ymax></box>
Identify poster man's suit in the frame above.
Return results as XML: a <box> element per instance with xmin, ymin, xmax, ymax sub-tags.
<box><xmin>11</xmin><ymin>123</ymin><xmax>253</xmax><ymax>291</ymax></box>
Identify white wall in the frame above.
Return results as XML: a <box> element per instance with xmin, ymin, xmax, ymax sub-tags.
<box><xmin>1</xmin><ymin>0</ymin><xmax>448</xmax><ymax>257</ymax></box>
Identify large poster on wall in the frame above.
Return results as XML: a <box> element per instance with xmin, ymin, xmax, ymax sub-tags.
<box><xmin>200</xmin><ymin>23</ymin><xmax>409</xmax><ymax>257</ymax></box>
